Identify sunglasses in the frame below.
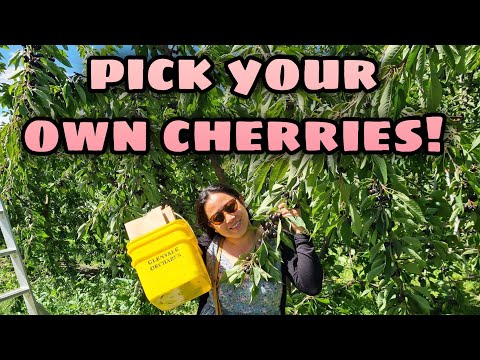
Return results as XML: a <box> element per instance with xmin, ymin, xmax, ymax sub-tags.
<box><xmin>208</xmin><ymin>198</ymin><xmax>239</xmax><ymax>225</ymax></box>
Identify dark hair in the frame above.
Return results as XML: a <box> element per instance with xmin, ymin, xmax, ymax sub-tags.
<box><xmin>195</xmin><ymin>184</ymin><xmax>246</xmax><ymax>239</ymax></box>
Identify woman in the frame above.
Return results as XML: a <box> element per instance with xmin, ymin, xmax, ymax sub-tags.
<box><xmin>195</xmin><ymin>184</ymin><xmax>323</xmax><ymax>315</ymax></box>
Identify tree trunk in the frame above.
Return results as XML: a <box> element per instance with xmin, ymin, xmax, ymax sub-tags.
<box><xmin>208</xmin><ymin>154</ymin><xmax>229</xmax><ymax>186</ymax></box>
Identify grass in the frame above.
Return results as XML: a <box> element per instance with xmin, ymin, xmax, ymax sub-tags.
<box><xmin>0</xmin><ymin>257</ymin><xmax>28</xmax><ymax>314</ymax></box>
<box><xmin>0</xmin><ymin>265</ymin><xmax>199</xmax><ymax>315</ymax></box>
<box><xmin>0</xmin><ymin>257</ymin><xmax>20</xmax><ymax>294</ymax></box>
<box><xmin>0</xmin><ymin>297</ymin><xmax>27</xmax><ymax>314</ymax></box>
<box><xmin>33</xmin><ymin>272</ymin><xmax>199</xmax><ymax>315</ymax></box>
<box><xmin>1</xmin><ymin>252</ymin><xmax>477</xmax><ymax>315</ymax></box>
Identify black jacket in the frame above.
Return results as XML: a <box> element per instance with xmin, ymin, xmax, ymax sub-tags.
<box><xmin>196</xmin><ymin>232</ymin><xmax>323</xmax><ymax>315</ymax></box>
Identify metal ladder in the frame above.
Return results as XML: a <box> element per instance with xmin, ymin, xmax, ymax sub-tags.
<box><xmin>0</xmin><ymin>198</ymin><xmax>45</xmax><ymax>314</ymax></box>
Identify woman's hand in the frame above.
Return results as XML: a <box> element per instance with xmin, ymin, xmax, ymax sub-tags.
<box><xmin>278</xmin><ymin>203</ymin><xmax>306</xmax><ymax>234</ymax></box>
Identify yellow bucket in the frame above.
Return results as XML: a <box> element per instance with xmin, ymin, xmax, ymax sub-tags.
<box><xmin>126</xmin><ymin>219</ymin><xmax>212</xmax><ymax>311</ymax></box>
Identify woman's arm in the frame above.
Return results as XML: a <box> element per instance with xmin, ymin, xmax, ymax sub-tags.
<box><xmin>281</xmin><ymin>233</ymin><xmax>323</xmax><ymax>295</ymax></box>
<box><xmin>278</xmin><ymin>203</ymin><xmax>323</xmax><ymax>296</ymax></box>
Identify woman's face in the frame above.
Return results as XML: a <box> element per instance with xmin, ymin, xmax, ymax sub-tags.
<box><xmin>204</xmin><ymin>192</ymin><xmax>250</xmax><ymax>239</ymax></box>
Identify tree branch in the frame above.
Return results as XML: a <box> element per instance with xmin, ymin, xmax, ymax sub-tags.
<box><xmin>209</xmin><ymin>154</ymin><xmax>229</xmax><ymax>186</ymax></box>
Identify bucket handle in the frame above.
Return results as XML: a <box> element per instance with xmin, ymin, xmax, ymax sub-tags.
<box><xmin>174</xmin><ymin>212</ymin><xmax>197</xmax><ymax>236</ymax></box>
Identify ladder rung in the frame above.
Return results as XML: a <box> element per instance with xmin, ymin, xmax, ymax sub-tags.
<box><xmin>0</xmin><ymin>248</ymin><xmax>17</xmax><ymax>257</ymax></box>
<box><xmin>0</xmin><ymin>287</ymin><xmax>30</xmax><ymax>302</ymax></box>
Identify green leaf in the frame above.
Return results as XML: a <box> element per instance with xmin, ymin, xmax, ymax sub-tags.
<box><xmin>395</xmin><ymin>192</ymin><xmax>426</xmax><ymax>223</ymax></box>
<box><xmin>376</xmin><ymin>289</ymin><xmax>386</xmax><ymax>308</ymax></box>
<box><xmin>280</xmin><ymin>232</ymin><xmax>295</xmax><ymax>250</ymax></box>
<box><xmin>400</xmin><ymin>261</ymin><xmax>422</xmax><ymax>275</ymax></box>
<box><xmin>252</xmin><ymin>266</ymin><xmax>261</xmax><ymax>286</ymax></box>
<box><xmin>298</xmin><ymin>154</ymin><xmax>313</xmax><ymax>176</ymax></box>
<box><xmin>435</xmin><ymin>45</ymin><xmax>456</xmax><ymax>70</ymax></box>
<box><xmin>427</xmin><ymin>68</ymin><xmax>442</xmax><ymax>112</ymax></box>
<box><xmin>378</xmin><ymin>79</ymin><xmax>393</xmax><ymax>117</ymax></box>
<box><xmin>406</xmin><ymin>45</ymin><xmax>421</xmax><ymax>71</ymax></box>
<box><xmin>469</xmin><ymin>132</ymin><xmax>480</xmax><ymax>153</ymax></box>
<box><xmin>224</xmin><ymin>265</ymin><xmax>243</xmax><ymax>284</ymax></box>
<box><xmin>276</xmin><ymin>219</ymin><xmax>282</xmax><ymax>250</ymax></box>
<box><xmin>41</xmin><ymin>60</ymin><xmax>65</xmax><ymax>81</ymax></box>
<box><xmin>455</xmin><ymin>45</ymin><xmax>466</xmax><ymax>74</ymax></box>
<box><xmin>360</xmin><ymin>155</ymin><xmax>368</xmax><ymax>169</ymax></box>
<box><xmin>227</xmin><ymin>270</ymin><xmax>242</xmax><ymax>283</ymax></box>
<box><xmin>337</xmin><ymin>179</ymin><xmax>351</xmax><ymax>204</ymax></box>
<box><xmin>257</xmin><ymin>242</ymin><xmax>267</xmax><ymax>262</ymax></box>
<box><xmin>404</xmin><ymin>247</ymin><xmax>422</xmax><ymax>262</ymax></box>
<box><xmin>411</xmin><ymin>285</ymin><xmax>430</xmax><ymax>298</ymax></box>
<box><xmin>400</xmin><ymin>237</ymin><xmax>422</xmax><ymax>250</ymax></box>
<box><xmin>370</xmin><ymin>242</ymin><xmax>384</xmax><ymax>263</ymax></box>
<box><xmin>62</xmin><ymin>82</ymin><xmax>71</xmax><ymax>107</ymax></box>
<box><xmin>296</xmin><ymin>92</ymin><xmax>305</xmax><ymax>113</ymax></box>
<box><xmin>56</xmin><ymin>53</ymin><xmax>73</xmax><ymax>68</ymax></box>
<box><xmin>305</xmin><ymin>171</ymin><xmax>317</xmax><ymax>198</ymax></box>
<box><xmin>311</xmin><ymin>154</ymin><xmax>325</xmax><ymax>178</ymax></box>
<box><xmin>77</xmin><ymin>223</ymin><xmax>88</xmax><ymax>240</ymax></box>
<box><xmin>74</xmin><ymin>83</ymin><xmax>87</xmax><ymax>103</ymax></box>
<box><xmin>431</xmin><ymin>240</ymin><xmax>448</xmax><ymax>253</ymax></box>
<box><xmin>34</xmin><ymin>88</ymin><xmax>53</xmax><ymax>106</ymax></box>
<box><xmin>349</xmin><ymin>203</ymin><xmax>362</xmax><ymax>238</ymax></box>
<box><xmin>285</xmin><ymin>154</ymin><xmax>301</xmax><ymax>189</ymax></box>
<box><xmin>405</xmin><ymin>199</ymin><xmax>426</xmax><ymax>223</ymax></box>
<box><xmin>253</xmin><ymin>160</ymin><xmax>272</xmax><ymax>197</ymax></box>
<box><xmin>260</xmin><ymin>93</ymin><xmax>273</xmax><ymax>118</ymax></box>
<box><xmin>224</xmin><ymin>267</ymin><xmax>238</xmax><ymax>279</ymax></box>
<box><xmin>8</xmin><ymin>50</ymin><xmax>22</xmax><ymax>68</ymax></box>
<box><xmin>269</xmin><ymin>266</ymin><xmax>282</xmax><ymax>283</ymax></box>
<box><xmin>268</xmin><ymin>245</ymin><xmax>282</xmax><ymax>263</ymax></box>
<box><xmin>269</xmin><ymin>157</ymin><xmax>289</xmax><ymax>192</ymax></box>
<box><xmin>404</xmin><ymin>248</ymin><xmax>426</xmax><ymax>268</ymax></box>
<box><xmin>285</xmin><ymin>215</ymin><xmax>306</xmax><ymax>232</ymax></box>
<box><xmin>18</xmin><ymin>104</ymin><xmax>28</xmax><ymax>117</ymax></box>
<box><xmin>340</xmin><ymin>220</ymin><xmax>353</xmax><ymax>244</ymax></box>
<box><xmin>250</xmin><ymin>284</ymin><xmax>259</xmax><ymax>303</ymax></box>
<box><xmin>360</xmin><ymin>216</ymin><xmax>374</xmax><ymax>239</ymax></box>
<box><xmin>390</xmin><ymin>173</ymin><xmax>409</xmax><ymax>194</ymax></box>
<box><xmin>326</xmin><ymin>217</ymin><xmax>342</xmax><ymax>237</ymax></box>
<box><xmin>381</xmin><ymin>45</ymin><xmax>404</xmax><ymax>69</ymax></box>
<box><xmin>327</xmin><ymin>154</ymin><xmax>336</xmax><ymax>174</ymax></box>
<box><xmin>416</xmin><ymin>46</ymin><xmax>426</xmax><ymax>85</ymax></box>
<box><xmin>370</xmin><ymin>88</ymin><xmax>381</xmax><ymax>115</ymax></box>
<box><xmin>143</xmin><ymin>183</ymin><xmax>159</xmax><ymax>204</ymax></box>
<box><xmin>367</xmin><ymin>262</ymin><xmax>385</xmax><ymax>282</ymax></box>
<box><xmin>257</xmin><ymin>267</ymin><xmax>272</xmax><ymax>281</ymax></box>
<box><xmin>449</xmin><ymin>207</ymin><xmax>461</xmax><ymax>223</ymax></box>
<box><xmin>373</xmin><ymin>155</ymin><xmax>388</xmax><ymax>184</ymax></box>
<box><xmin>409</xmin><ymin>293</ymin><xmax>431</xmax><ymax>314</ymax></box>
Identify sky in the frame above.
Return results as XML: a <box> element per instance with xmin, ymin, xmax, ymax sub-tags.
<box><xmin>0</xmin><ymin>45</ymin><xmax>81</xmax><ymax>124</ymax></box>
<box><xmin>0</xmin><ymin>45</ymin><xmax>136</xmax><ymax>124</ymax></box>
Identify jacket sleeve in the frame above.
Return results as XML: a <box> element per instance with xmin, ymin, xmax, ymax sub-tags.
<box><xmin>197</xmin><ymin>234</ymin><xmax>211</xmax><ymax>257</ymax></box>
<box><xmin>196</xmin><ymin>234</ymin><xmax>212</xmax><ymax>315</ymax></box>
<box><xmin>281</xmin><ymin>233</ymin><xmax>323</xmax><ymax>296</ymax></box>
